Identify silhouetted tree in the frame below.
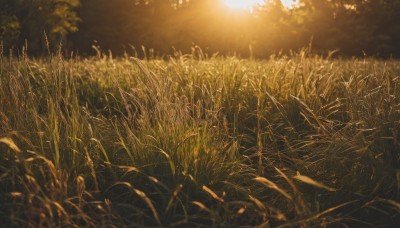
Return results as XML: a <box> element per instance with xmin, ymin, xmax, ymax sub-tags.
<box><xmin>3</xmin><ymin>0</ymin><xmax>400</xmax><ymax>57</ymax></box>
<box><xmin>0</xmin><ymin>0</ymin><xmax>80</xmax><ymax>55</ymax></box>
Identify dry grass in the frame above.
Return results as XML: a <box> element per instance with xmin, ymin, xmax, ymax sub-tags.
<box><xmin>0</xmin><ymin>51</ymin><xmax>399</xmax><ymax>227</ymax></box>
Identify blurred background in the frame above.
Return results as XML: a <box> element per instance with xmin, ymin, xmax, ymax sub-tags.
<box><xmin>1</xmin><ymin>0</ymin><xmax>400</xmax><ymax>58</ymax></box>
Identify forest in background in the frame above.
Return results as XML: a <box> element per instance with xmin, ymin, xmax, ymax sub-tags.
<box><xmin>1</xmin><ymin>1</ymin><xmax>400</xmax><ymax>227</ymax></box>
<box><xmin>1</xmin><ymin>0</ymin><xmax>400</xmax><ymax>58</ymax></box>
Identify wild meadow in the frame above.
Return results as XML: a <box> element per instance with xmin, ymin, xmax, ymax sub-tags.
<box><xmin>0</xmin><ymin>51</ymin><xmax>399</xmax><ymax>227</ymax></box>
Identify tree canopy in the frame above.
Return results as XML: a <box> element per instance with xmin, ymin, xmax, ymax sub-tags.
<box><xmin>1</xmin><ymin>0</ymin><xmax>400</xmax><ymax>57</ymax></box>
<box><xmin>1</xmin><ymin>0</ymin><xmax>80</xmax><ymax>54</ymax></box>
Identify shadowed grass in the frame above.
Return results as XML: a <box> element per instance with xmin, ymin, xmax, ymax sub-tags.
<box><xmin>0</xmin><ymin>52</ymin><xmax>399</xmax><ymax>226</ymax></box>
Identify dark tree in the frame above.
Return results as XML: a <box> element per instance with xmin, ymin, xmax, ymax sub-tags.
<box><xmin>1</xmin><ymin>0</ymin><xmax>80</xmax><ymax>55</ymax></box>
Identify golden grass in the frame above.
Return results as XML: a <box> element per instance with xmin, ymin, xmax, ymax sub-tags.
<box><xmin>0</xmin><ymin>51</ymin><xmax>399</xmax><ymax>226</ymax></box>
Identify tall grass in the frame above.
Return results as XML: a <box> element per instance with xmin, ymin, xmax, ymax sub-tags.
<box><xmin>0</xmin><ymin>51</ymin><xmax>399</xmax><ymax>227</ymax></box>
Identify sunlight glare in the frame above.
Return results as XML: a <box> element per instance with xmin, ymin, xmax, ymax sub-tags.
<box><xmin>224</xmin><ymin>1</ymin><xmax>297</xmax><ymax>11</ymax></box>
<box><xmin>281</xmin><ymin>0</ymin><xmax>297</xmax><ymax>8</ymax></box>
<box><xmin>224</xmin><ymin>0</ymin><xmax>264</xmax><ymax>11</ymax></box>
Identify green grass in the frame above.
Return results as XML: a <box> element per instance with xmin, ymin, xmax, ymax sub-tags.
<box><xmin>0</xmin><ymin>52</ymin><xmax>399</xmax><ymax>227</ymax></box>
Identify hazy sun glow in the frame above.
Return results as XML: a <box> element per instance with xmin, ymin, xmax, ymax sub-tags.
<box><xmin>224</xmin><ymin>0</ymin><xmax>296</xmax><ymax>10</ymax></box>
<box><xmin>224</xmin><ymin>0</ymin><xmax>264</xmax><ymax>10</ymax></box>
<box><xmin>281</xmin><ymin>0</ymin><xmax>296</xmax><ymax>8</ymax></box>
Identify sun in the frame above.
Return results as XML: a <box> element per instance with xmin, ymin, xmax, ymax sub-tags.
<box><xmin>281</xmin><ymin>0</ymin><xmax>297</xmax><ymax>8</ymax></box>
<box><xmin>223</xmin><ymin>0</ymin><xmax>265</xmax><ymax>11</ymax></box>
<box><xmin>224</xmin><ymin>0</ymin><xmax>297</xmax><ymax>10</ymax></box>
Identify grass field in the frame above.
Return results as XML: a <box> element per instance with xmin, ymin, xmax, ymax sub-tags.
<box><xmin>0</xmin><ymin>52</ymin><xmax>399</xmax><ymax>227</ymax></box>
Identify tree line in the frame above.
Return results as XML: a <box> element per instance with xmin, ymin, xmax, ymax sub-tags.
<box><xmin>1</xmin><ymin>0</ymin><xmax>400</xmax><ymax>58</ymax></box>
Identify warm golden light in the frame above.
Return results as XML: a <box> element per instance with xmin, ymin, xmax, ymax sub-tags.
<box><xmin>282</xmin><ymin>0</ymin><xmax>297</xmax><ymax>8</ymax></box>
<box><xmin>223</xmin><ymin>0</ymin><xmax>265</xmax><ymax>11</ymax></box>
<box><xmin>224</xmin><ymin>0</ymin><xmax>297</xmax><ymax>11</ymax></box>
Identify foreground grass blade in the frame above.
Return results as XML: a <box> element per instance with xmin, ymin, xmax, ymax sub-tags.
<box><xmin>254</xmin><ymin>177</ymin><xmax>292</xmax><ymax>200</ymax></box>
<box><xmin>277</xmin><ymin>200</ymin><xmax>359</xmax><ymax>228</ymax></box>
<box><xmin>108</xmin><ymin>182</ymin><xmax>161</xmax><ymax>226</ymax></box>
<box><xmin>0</xmin><ymin>137</ymin><xmax>21</xmax><ymax>153</ymax></box>
<box><xmin>202</xmin><ymin>185</ymin><xmax>224</xmax><ymax>202</ymax></box>
<box><xmin>293</xmin><ymin>172</ymin><xmax>336</xmax><ymax>192</ymax></box>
